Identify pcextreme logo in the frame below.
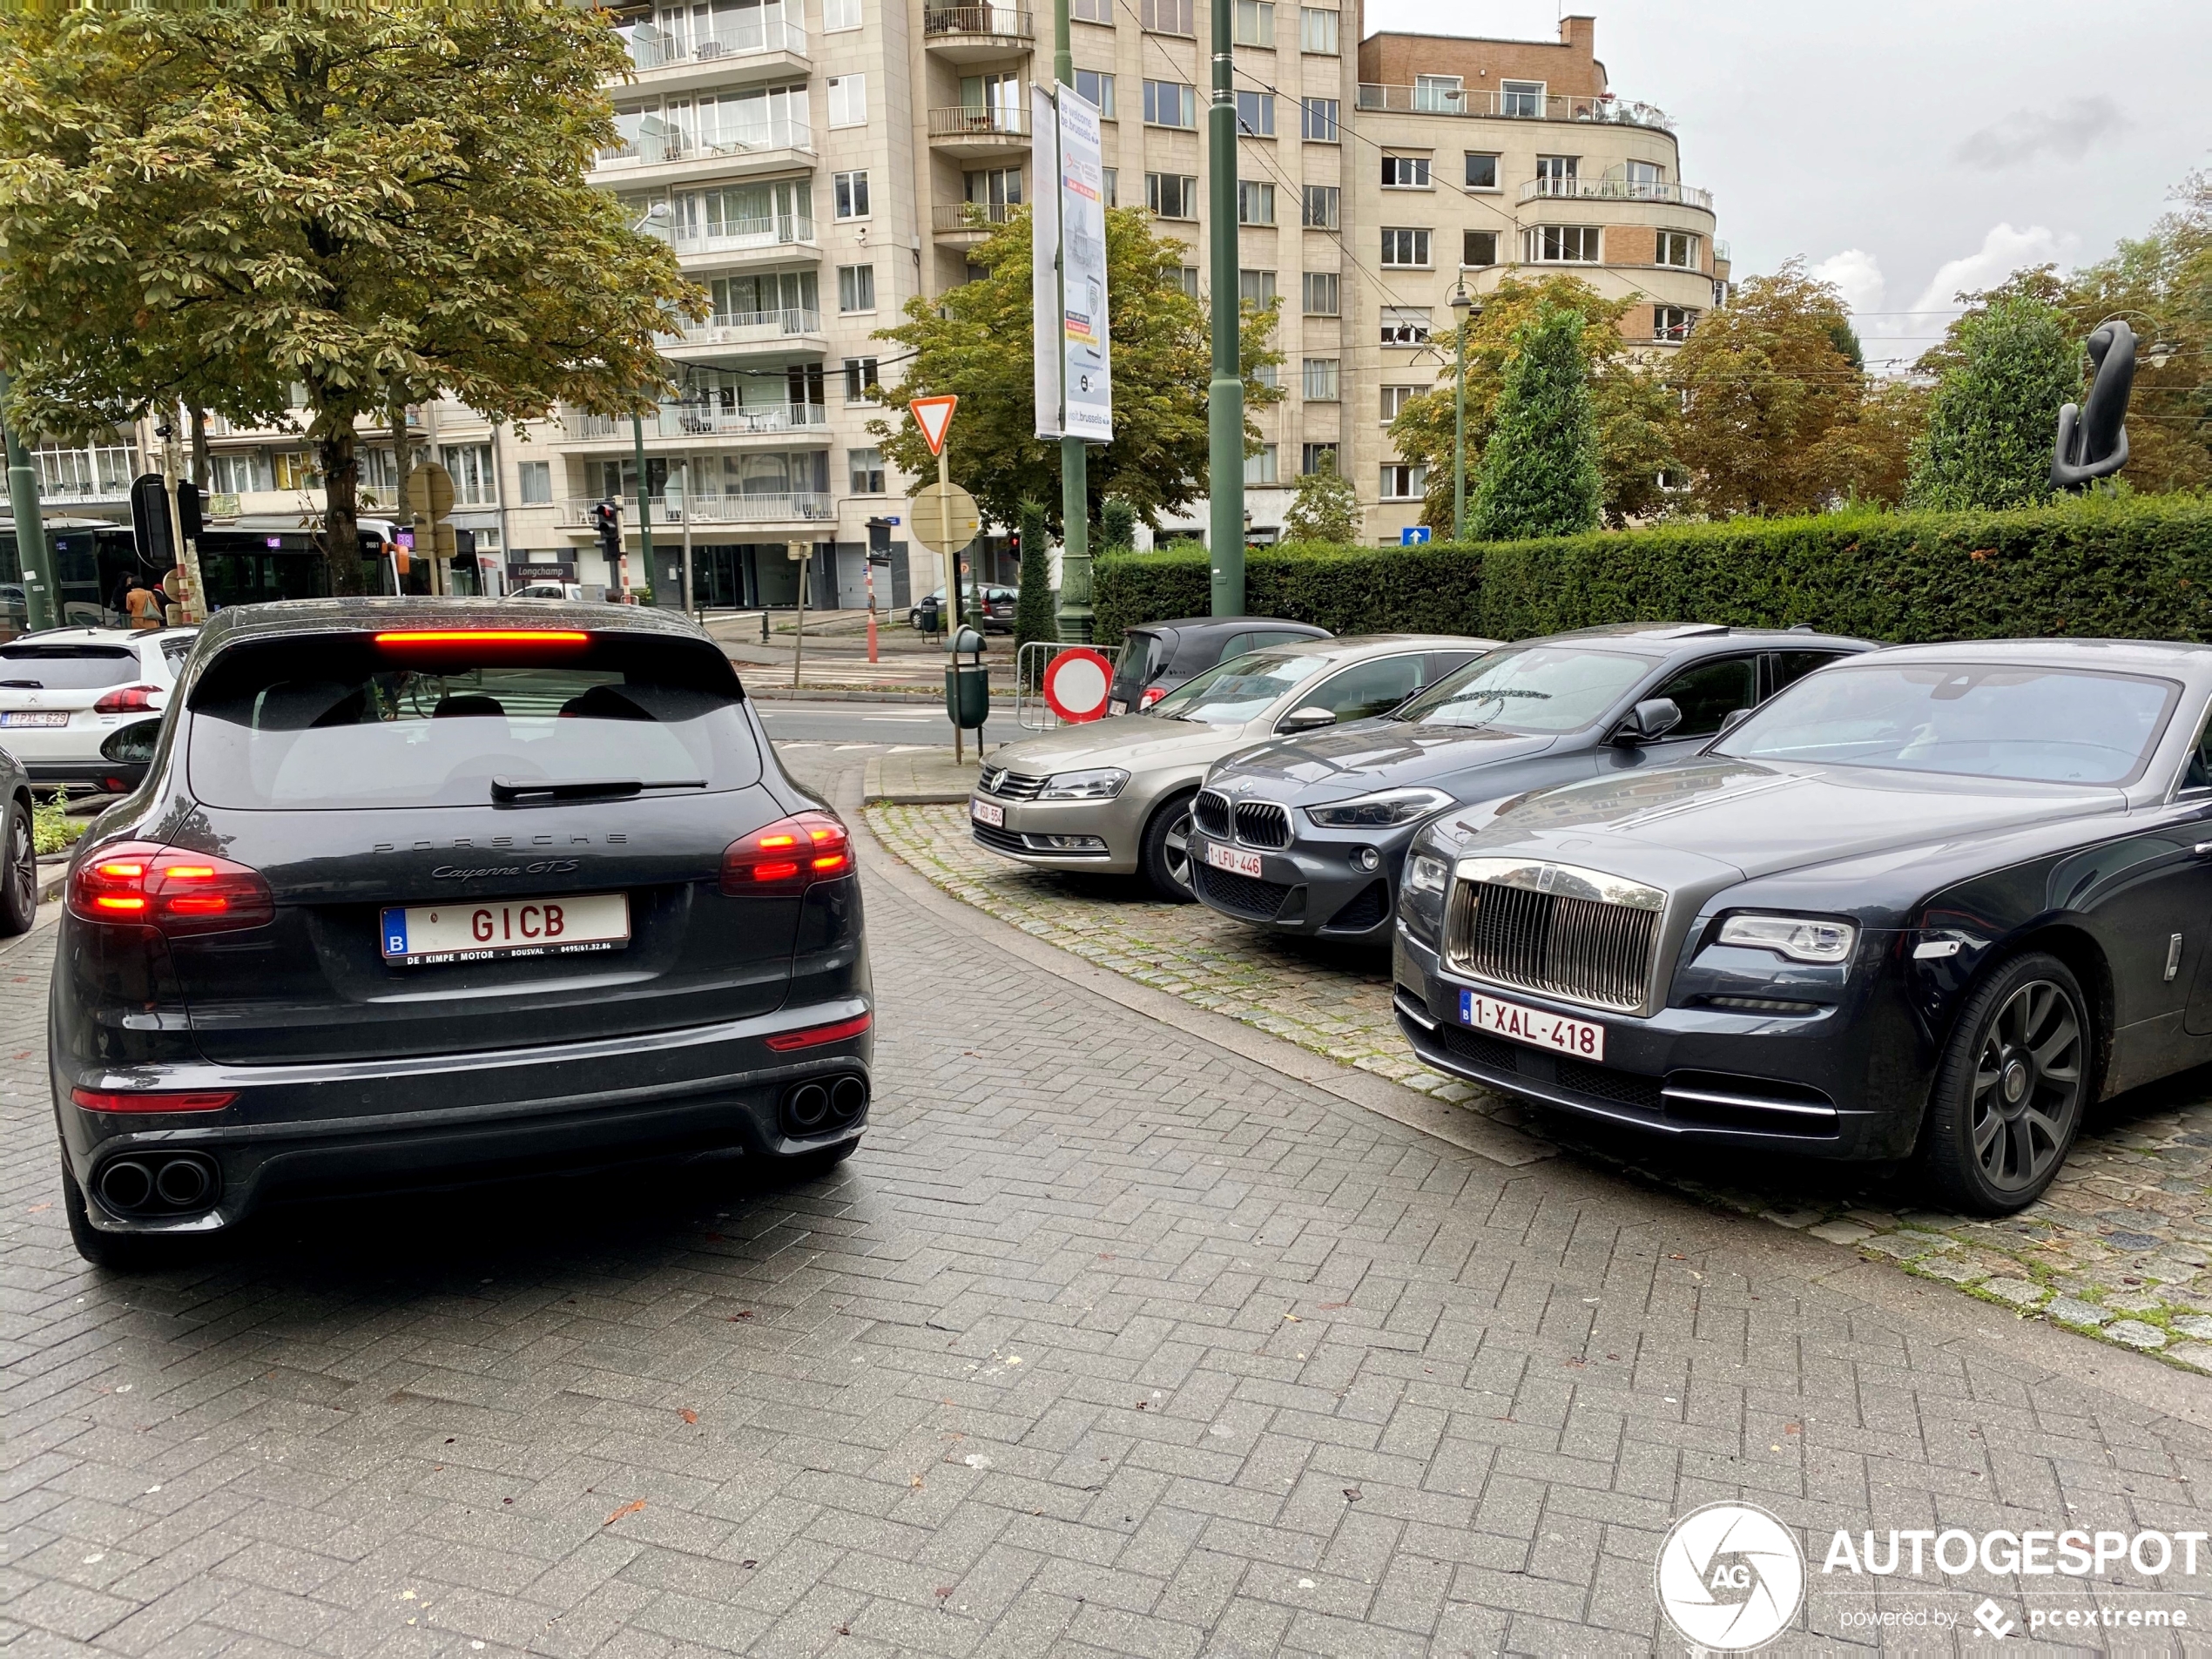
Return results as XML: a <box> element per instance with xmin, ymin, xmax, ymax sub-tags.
<box><xmin>1655</xmin><ymin>1501</ymin><xmax>1806</xmax><ymax>1651</ymax></box>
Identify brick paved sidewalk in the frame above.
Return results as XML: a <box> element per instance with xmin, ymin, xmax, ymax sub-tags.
<box><xmin>869</xmin><ymin>800</ymin><xmax>2212</xmax><ymax>1378</ymax></box>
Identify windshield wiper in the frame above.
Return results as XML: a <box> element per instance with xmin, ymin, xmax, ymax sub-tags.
<box><xmin>491</xmin><ymin>777</ymin><xmax>707</xmax><ymax>805</ymax></box>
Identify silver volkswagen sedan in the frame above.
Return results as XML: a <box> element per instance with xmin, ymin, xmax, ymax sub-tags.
<box><xmin>968</xmin><ymin>634</ymin><xmax>1495</xmax><ymax>898</ymax></box>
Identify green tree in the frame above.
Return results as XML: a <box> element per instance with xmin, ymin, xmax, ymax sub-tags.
<box><xmin>1386</xmin><ymin>275</ymin><xmax>1677</xmax><ymax>531</ymax></box>
<box><xmin>1012</xmin><ymin>497</ymin><xmax>1055</xmax><ymax>669</ymax></box>
<box><xmin>869</xmin><ymin>206</ymin><xmax>1282</xmax><ymax>534</ymax></box>
<box><xmin>1468</xmin><ymin>304</ymin><xmax>1601</xmax><ymax>541</ymax></box>
<box><xmin>0</xmin><ymin>3</ymin><xmax>697</xmax><ymax>592</ymax></box>
<box><xmin>1280</xmin><ymin>448</ymin><xmax>1359</xmax><ymax>543</ymax></box>
<box><xmin>1905</xmin><ymin>289</ymin><xmax>2079</xmax><ymax>510</ymax></box>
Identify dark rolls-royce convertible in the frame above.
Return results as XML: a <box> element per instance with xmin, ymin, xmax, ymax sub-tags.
<box><xmin>1393</xmin><ymin>639</ymin><xmax>2212</xmax><ymax>1213</ymax></box>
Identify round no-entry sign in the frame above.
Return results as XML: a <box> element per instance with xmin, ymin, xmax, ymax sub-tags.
<box><xmin>1042</xmin><ymin>647</ymin><xmax>1115</xmax><ymax>723</ymax></box>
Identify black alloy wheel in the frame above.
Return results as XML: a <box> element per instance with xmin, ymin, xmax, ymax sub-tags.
<box><xmin>1919</xmin><ymin>951</ymin><xmax>2089</xmax><ymax>1213</ymax></box>
<box><xmin>0</xmin><ymin>798</ymin><xmax>34</xmax><ymax>935</ymax></box>
<box><xmin>1139</xmin><ymin>791</ymin><xmax>1199</xmax><ymax>902</ymax></box>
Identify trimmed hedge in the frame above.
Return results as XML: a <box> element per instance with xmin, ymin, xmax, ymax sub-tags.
<box><xmin>1092</xmin><ymin>496</ymin><xmax>2212</xmax><ymax>648</ymax></box>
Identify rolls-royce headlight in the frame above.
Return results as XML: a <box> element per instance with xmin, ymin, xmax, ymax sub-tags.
<box><xmin>1305</xmin><ymin>786</ymin><xmax>1455</xmax><ymax>830</ymax></box>
<box><xmin>1037</xmin><ymin>767</ymin><xmax>1130</xmax><ymax>800</ymax></box>
<box><xmin>1408</xmin><ymin>853</ymin><xmax>1450</xmax><ymax>895</ymax></box>
<box><xmin>1717</xmin><ymin>914</ymin><xmax>1858</xmax><ymax>965</ymax></box>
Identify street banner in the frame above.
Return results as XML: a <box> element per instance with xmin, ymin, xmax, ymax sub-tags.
<box><xmin>1031</xmin><ymin>83</ymin><xmax>1113</xmax><ymax>442</ymax></box>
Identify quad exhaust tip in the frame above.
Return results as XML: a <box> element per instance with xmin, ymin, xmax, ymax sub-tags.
<box><xmin>97</xmin><ymin>1153</ymin><xmax>219</xmax><ymax>1217</ymax></box>
<box><xmin>779</xmin><ymin>1074</ymin><xmax>868</xmax><ymax>1139</ymax></box>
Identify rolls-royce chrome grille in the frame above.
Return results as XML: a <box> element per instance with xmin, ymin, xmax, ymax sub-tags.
<box><xmin>978</xmin><ymin>766</ymin><xmax>1045</xmax><ymax>801</ymax></box>
<box><xmin>1193</xmin><ymin>789</ymin><xmax>1232</xmax><ymax>839</ymax></box>
<box><xmin>1445</xmin><ymin>859</ymin><xmax>1665</xmax><ymax>1015</ymax></box>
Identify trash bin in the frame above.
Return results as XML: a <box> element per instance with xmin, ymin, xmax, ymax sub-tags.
<box><xmin>945</xmin><ymin>627</ymin><xmax>988</xmax><ymax>731</ymax></box>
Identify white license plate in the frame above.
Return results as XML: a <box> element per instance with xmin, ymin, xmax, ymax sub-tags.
<box><xmin>970</xmin><ymin>796</ymin><xmax>1005</xmax><ymax>827</ymax></box>
<box><xmin>380</xmin><ymin>893</ymin><xmax>630</xmax><ymax>967</ymax></box>
<box><xmin>1203</xmin><ymin>840</ymin><xmax>1264</xmax><ymax>879</ymax></box>
<box><xmin>0</xmin><ymin>711</ymin><xmax>68</xmax><ymax>728</ymax></box>
<box><xmin>1460</xmin><ymin>988</ymin><xmax>1605</xmax><ymax>1062</ymax></box>
<box><xmin>1109</xmin><ymin>699</ymin><xmax>1127</xmax><ymax>717</ymax></box>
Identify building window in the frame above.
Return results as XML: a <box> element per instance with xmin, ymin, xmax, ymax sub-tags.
<box><xmin>833</xmin><ymin>171</ymin><xmax>870</xmax><ymax>219</ymax></box>
<box><xmin>1244</xmin><ymin>443</ymin><xmax>1278</xmax><ymax>485</ymax></box>
<box><xmin>1301</xmin><ymin>442</ymin><xmax>1339</xmax><ymax>475</ymax></box>
<box><xmin>1462</xmin><ymin>229</ymin><xmax>1498</xmax><ymax>267</ymax></box>
<box><xmin>838</xmin><ymin>264</ymin><xmax>877</xmax><ymax>311</ymax></box>
<box><xmin>1073</xmin><ymin>68</ymin><xmax>1116</xmax><ymax>118</ymax></box>
<box><xmin>1238</xmin><ymin>181</ymin><xmax>1275</xmax><ymax>225</ymax></box>
<box><xmin>824</xmin><ymin>0</ymin><xmax>860</xmax><ymax>29</ymax></box>
<box><xmin>842</xmin><ymin>356</ymin><xmax>880</xmax><ymax>401</ymax></box>
<box><xmin>1100</xmin><ymin>166</ymin><xmax>1117</xmax><ymax>206</ymax></box>
<box><xmin>1656</xmin><ymin>230</ymin><xmax>1698</xmax><ymax>267</ymax></box>
<box><xmin>826</xmin><ymin>75</ymin><xmax>867</xmax><ymax>128</ymax></box>
<box><xmin>1298</xmin><ymin>5</ymin><xmax>1338</xmax><ymax>52</ymax></box>
<box><xmin>441</xmin><ymin>442</ymin><xmax>496</xmax><ymax>505</ymax></box>
<box><xmin>1654</xmin><ymin>306</ymin><xmax>1697</xmax><ymax>342</ymax></box>
<box><xmin>1379</xmin><ymin>463</ymin><xmax>1426</xmax><ymax>500</ymax></box>
<box><xmin>1301</xmin><ymin>184</ymin><xmax>1339</xmax><ymax>228</ymax></box>
<box><xmin>1234</xmin><ymin>0</ymin><xmax>1274</xmax><ymax>45</ymax></box>
<box><xmin>1379</xmin><ymin>306</ymin><xmax>1429</xmax><ymax>344</ymax></box>
<box><xmin>1413</xmin><ymin>74</ymin><xmax>1462</xmax><ymax>113</ymax></box>
<box><xmin>1176</xmin><ymin>266</ymin><xmax>1201</xmax><ymax>298</ymax></box>
<box><xmin>1500</xmin><ymin>78</ymin><xmax>1543</xmax><ymax>117</ymax></box>
<box><xmin>1380</xmin><ymin>384</ymin><xmax>1423</xmax><ymax>421</ymax></box>
<box><xmin>1379</xmin><ymin>227</ymin><xmax>1430</xmax><ymax>267</ymax></box>
<box><xmin>1141</xmin><ymin>0</ymin><xmax>1195</xmax><ymax>34</ymax></box>
<box><xmin>1464</xmin><ymin>152</ymin><xmax>1499</xmax><ymax>191</ymax></box>
<box><xmin>1073</xmin><ymin>0</ymin><xmax>1109</xmax><ymax>17</ymax></box>
<box><xmin>1235</xmin><ymin>90</ymin><xmax>1275</xmax><ymax>136</ymax></box>
<box><xmin>1533</xmin><ymin>154</ymin><xmax>1578</xmax><ymax>193</ymax></box>
<box><xmin>1524</xmin><ymin>225</ymin><xmax>1600</xmax><ymax>263</ymax></box>
<box><xmin>1146</xmin><ymin>172</ymin><xmax>1197</xmax><ymax>218</ymax></box>
<box><xmin>1301</xmin><ymin>357</ymin><xmax>1339</xmax><ymax>401</ymax></box>
<box><xmin>1381</xmin><ymin>154</ymin><xmax>1429</xmax><ymax>188</ymax></box>
<box><xmin>966</xmin><ymin>165</ymin><xmax>1022</xmax><ymax>214</ymax></box>
<box><xmin>517</xmin><ymin>460</ymin><xmax>552</xmax><ymax>505</ymax></box>
<box><xmin>1252</xmin><ymin>360</ymin><xmax>1278</xmax><ymax>390</ymax></box>
<box><xmin>1238</xmin><ymin>268</ymin><xmax>1277</xmax><ymax>307</ymax></box>
<box><xmin>1301</xmin><ymin>271</ymin><xmax>1339</xmax><ymax>315</ymax></box>
<box><xmin>209</xmin><ymin>453</ymin><xmax>272</xmax><ymax>494</ymax></box>
<box><xmin>273</xmin><ymin>451</ymin><xmax>322</xmax><ymax>493</ymax></box>
<box><xmin>848</xmin><ymin>448</ymin><xmax>886</xmax><ymax>494</ymax></box>
<box><xmin>1143</xmin><ymin>79</ymin><xmax>1197</xmax><ymax>127</ymax></box>
<box><xmin>1300</xmin><ymin>97</ymin><xmax>1339</xmax><ymax>141</ymax></box>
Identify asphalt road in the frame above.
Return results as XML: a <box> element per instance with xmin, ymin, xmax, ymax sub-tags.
<box><xmin>753</xmin><ymin>700</ymin><xmax>956</xmax><ymax>745</ymax></box>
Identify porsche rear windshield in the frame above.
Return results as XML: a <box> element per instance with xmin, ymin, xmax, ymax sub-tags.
<box><xmin>1148</xmin><ymin>652</ymin><xmax>1325</xmax><ymax>724</ymax></box>
<box><xmin>1392</xmin><ymin>645</ymin><xmax>1649</xmax><ymax>734</ymax></box>
<box><xmin>1714</xmin><ymin>662</ymin><xmax>2179</xmax><ymax>785</ymax></box>
<box><xmin>185</xmin><ymin>631</ymin><xmax>761</xmax><ymax>808</ymax></box>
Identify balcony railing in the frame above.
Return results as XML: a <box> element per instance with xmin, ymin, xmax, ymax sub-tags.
<box><xmin>923</xmin><ymin>5</ymin><xmax>1035</xmax><ymax>38</ymax></box>
<box><xmin>657</xmin><ymin>308</ymin><xmax>826</xmax><ymax>348</ymax></box>
<box><xmin>557</xmin><ymin>493</ymin><xmax>833</xmax><ymax>527</ymax></box>
<box><xmin>624</xmin><ymin>17</ymin><xmax>807</xmax><ymax>70</ymax></box>
<box><xmin>637</xmin><ymin>214</ymin><xmax>817</xmax><ymax>257</ymax></box>
<box><xmin>931</xmin><ymin>201</ymin><xmax>1018</xmax><ymax>233</ymax></box>
<box><xmin>1518</xmin><ymin>178</ymin><xmax>1712</xmax><ymax>209</ymax></box>
<box><xmin>574</xmin><ymin>401</ymin><xmax>830</xmax><ymax>441</ymax></box>
<box><xmin>598</xmin><ymin>119</ymin><xmax>813</xmax><ymax>168</ymax></box>
<box><xmin>1355</xmin><ymin>84</ymin><xmax>1671</xmax><ymax>131</ymax></box>
<box><xmin>927</xmin><ymin>105</ymin><xmax>1029</xmax><ymax>141</ymax></box>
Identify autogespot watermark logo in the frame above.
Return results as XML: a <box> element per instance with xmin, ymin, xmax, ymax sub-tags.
<box><xmin>1655</xmin><ymin>1501</ymin><xmax>1805</xmax><ymax>1651</ymax></box>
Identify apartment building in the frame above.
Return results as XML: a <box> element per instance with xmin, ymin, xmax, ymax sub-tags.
<box><xmin>84</xmin><ymin>5</ymin><xmax>1723</xmax><ymax>603</ymax></box>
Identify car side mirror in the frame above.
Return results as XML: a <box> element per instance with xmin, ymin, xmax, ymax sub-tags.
<box><xmin>1277</xmin><ymin>705</ymin><xmax>1338</xmax><ymax>733</ymax></box>
<box><xmin>1610</xmin><ymin>697</ymin><xmax>1683</xmax><ymax>745</ymax></box>
<box><xmin>1716</xmin><ymin>706</ymin><xmax>1753</xmax><ymax>737</ymax></box>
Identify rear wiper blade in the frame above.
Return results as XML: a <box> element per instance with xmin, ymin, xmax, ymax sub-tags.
<box><xmin>491</xmin><ymin>777</ymin><xmax>706</xmax><ymax>804</ymax></box>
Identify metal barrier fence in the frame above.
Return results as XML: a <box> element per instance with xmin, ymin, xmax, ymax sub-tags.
<box><xmin>1013</xmin><ymin>640</ymin><xmax>1123</xmax><ymax>731</ymax></box>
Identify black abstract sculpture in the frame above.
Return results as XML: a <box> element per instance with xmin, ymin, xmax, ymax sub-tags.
<box><xmin>2050</xmin><ymin>319</ymin><xmax>2135</xmax><ymax>490</ymax></box>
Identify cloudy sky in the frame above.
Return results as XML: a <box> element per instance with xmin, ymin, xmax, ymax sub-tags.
<box><xmin>1368</xmin><ymin>0</ymin><xmax>2212</xmax><ymax>368</ymax></box>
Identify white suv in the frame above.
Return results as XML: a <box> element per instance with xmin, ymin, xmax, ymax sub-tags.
<box><xmin>0</xmin><ymin>627</ymin><xmax>195</xmax><ymax>791</ymax></box>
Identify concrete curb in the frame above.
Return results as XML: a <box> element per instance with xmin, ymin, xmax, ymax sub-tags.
<box><xmin>746</xmin><ymin>684</ymin><xmax>1018</xmax><ymax>705</ymax></box>
<box><xmin>862</xmin><ymin>752</ymin><xmax>980</xmax><ymax>806</ymax></box>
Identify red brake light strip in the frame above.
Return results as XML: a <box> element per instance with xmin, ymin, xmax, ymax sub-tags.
<box><xmin>373</xmin><ymin>631</ymin><xmax>590</xmax><ymax>645</ymax></box>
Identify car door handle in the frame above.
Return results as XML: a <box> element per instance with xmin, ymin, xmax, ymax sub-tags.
<box><xmin>2195</xmin><ymin>842</ymin><xmax>2212</xmax><ymax>858</ymax></box>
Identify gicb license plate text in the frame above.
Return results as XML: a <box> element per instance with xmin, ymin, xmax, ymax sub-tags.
<box><xmin>381</xmin><ymin>893</ymin><xmax>631</xmax><ymax>968</ymax></box>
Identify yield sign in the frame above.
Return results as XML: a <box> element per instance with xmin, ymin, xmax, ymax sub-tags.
<box><xmin>910</xmin><ymin>395</ymin><xmax>958</xmax><ymax>455</ymax></box>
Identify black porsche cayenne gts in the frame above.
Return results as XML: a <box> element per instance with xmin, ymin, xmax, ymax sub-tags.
<box><xmin>51</xmin><ymin>600</ymin><xmax>872</xmax><ymax>1268</ymax></box>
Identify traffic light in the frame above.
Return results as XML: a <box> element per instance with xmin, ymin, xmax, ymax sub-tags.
<box><xmin>1006</xmin><ymin>528</ymin><xmax>1021</xmax><ymax>562</ymax></box>
<box><xmin>174</xmin><ymin>480</ymin><xmax>203</xmax><ymax>540</ymax></box>
<box><xmin>865</xmin><ymin>516</ymin><xmax>893</xmax><ymax>566</ymax></box>
<box><xmin>128</xmin><ymin>474</ymin><xmax>174</xmax><ymax>568</ymax></box>
<box><xmin>594</xmin><ymin>499</ymin><xmax>621</xmax><ymax>564</ymax></box>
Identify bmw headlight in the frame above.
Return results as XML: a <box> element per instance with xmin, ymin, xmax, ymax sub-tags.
<box><xmin>1717</xmin><ymin>914</ymin><xmax>1858</xmax><ymax>965</ymax></box>
<box><xmin>1037</xmin><ymin>766</ymin><xmax>1130</xmax><ymax>801</ymax></box>
<box><xmin>1305</xmin><ymin>786</ymin><xmax>1455</xmax><ymax>830</ymax></box>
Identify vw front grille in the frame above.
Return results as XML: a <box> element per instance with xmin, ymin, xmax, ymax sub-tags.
<box><xmin>1193</xmin><ymin>789</ymin><xmax>1231</xmax><ymax>839</ymax></box>
<box><xmin>1231</xmin><ymin>800</ymin><xmax>1291</xmax><ymax>849</ymax></box>
<box><xmin>978</xmin><ymin>766</ymin><xmax>1045</xmax><ymax>801</ymax></box>
<box><xmin>1445</xmin><ymin>859</ymin><xmax>1664</xmax><ymax>1015</ymax></box>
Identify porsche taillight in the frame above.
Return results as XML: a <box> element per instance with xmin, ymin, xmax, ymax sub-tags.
<box><xmin>721</xmin><ymin>813</ymin><xmax>852</xmax><ymax>894</ymax></box>
<box><xmin>67</xmin><ymin>841</ymin><xmax>275</xmax><ymax>934</ymax></box>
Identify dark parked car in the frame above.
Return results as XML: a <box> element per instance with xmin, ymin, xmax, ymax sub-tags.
<box><xmin>1189</xmin><ymin>624</ymin><xmax>1871</xmax><ymax>944</ymax></box>
<box><xmin>911</xmin><ymin>585</ymin><xmax>1017</xmax><ymax>632</ymax></box>
<box><xmin>51</xmin><ymin>598</ymin><xmax>872</xmax><ymax>1268</ymax></box>
<box><xmin>0</xmin><ymin>740</ymin><xmax>37</xmax><ymax>937</ymax></box>
<box><xmin>1108</xmin><ymin>616</ymin><xmax>1332</xmax><ymax>715</ymax></box>
<box><xmin>1394</xmin><ymin>638</ymin><xmax>2212</xmax><ymax>1214</ymax></box>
